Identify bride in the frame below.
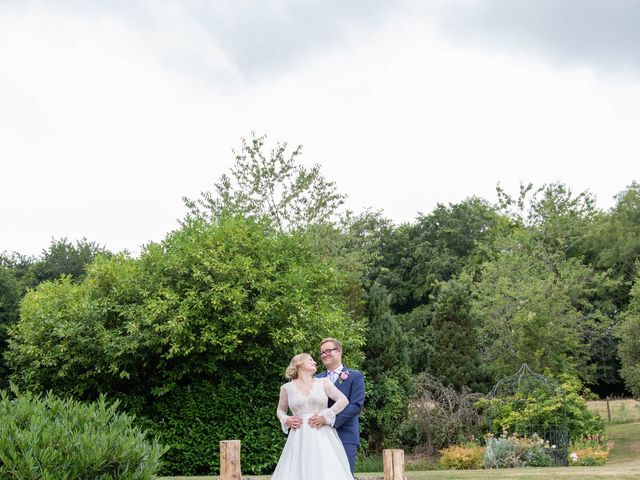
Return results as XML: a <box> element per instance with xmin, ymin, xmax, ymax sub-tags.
<box><xmin>271</xmin><ymin>353</ymin><xmax>354</xmax><ymax>480</ymax></box>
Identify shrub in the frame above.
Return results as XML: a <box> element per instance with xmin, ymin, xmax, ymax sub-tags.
<box><xmin>518</xmin><ymin>437</ymin><xmax>554</xmax><ymax>467</ymax></box>
<box><xmin>0</xmin><ymin>387</ymin><xmax>166</xmax><ymax>479</ymax></box>
<box><xmin>483</xmin><ymin>433</ymin><xmax>555</xmax><ymax>469</ymax></box>
<box><xmin>439</xmin><ymin>444</ymin><xmax>485</xmax><ymax>470</ymax></box>
<box><xmin>483</xmin><ymin>435</ymin><xmax>518</xmax><ymax>469</ymax></box>
<box><xmin>479</xmin><ymin>373</ymin><xmax>604</xmax><ymax>442</ymax></box>
<box><xmin>401</xmin><ymin>374</ymin><xmax>483</xmax><ymax>454</ymax></box>
<box><xmin>138</xmin><ymin>375</ymin><xmax>286</xmax><ymax>476</ymax></box>
<box><xmin>568</xmin><ymin>434</ymin><xmax>613</xmax><ymax>466</ymax></box>
<box><xmin>569</xmin><ymin>447</ymin><xmax>609</xmax><ymax>466</ymax></box>
<box><xmin>361</xmin><ymin>375</ymin><xmax>409</xmax><ymax>451</ymax></box>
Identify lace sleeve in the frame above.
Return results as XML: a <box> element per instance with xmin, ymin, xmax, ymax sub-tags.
<box><xmin>276</xmin><ymin>384</ymin><xmax>290</xmax><ymax>434</ymax></box>
<box><xmin>320</xmin><ymin>378</ymin><xmax>349</xmax><ymax>426</ymax></box>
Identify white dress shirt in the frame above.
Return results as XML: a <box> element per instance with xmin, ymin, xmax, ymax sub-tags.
<box><xmin>328</xmin><ymin>364</ymin><xmax>344</xmax><ymax>383</ymax></box>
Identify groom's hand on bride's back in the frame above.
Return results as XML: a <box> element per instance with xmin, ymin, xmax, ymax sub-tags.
<box><xmin>285</xmin><ymin>415</ymin><xmax>302</xmax><ymax>430</ymax></box>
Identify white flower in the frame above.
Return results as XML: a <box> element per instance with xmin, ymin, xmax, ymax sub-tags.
<box><xmin>570</xmin><ymin>452</ymin><xmax>578</xmax><ymax>462</ymax></box>
<box><xmin>551</xmin><ymin>445</ymin><xmax>557</xmax><ymax>449</ymax></box>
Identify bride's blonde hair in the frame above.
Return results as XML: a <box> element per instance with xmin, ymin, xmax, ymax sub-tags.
<box><xmin>285</xmin><ymin>353</ymin><xmax>311</xmax><ymax>380</ymax></box>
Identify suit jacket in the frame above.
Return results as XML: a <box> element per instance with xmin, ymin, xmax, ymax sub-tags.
<box><xmin>317</xmin><ymin>367</ymin><xmax>365</xmax><ymax>445</ymax></box>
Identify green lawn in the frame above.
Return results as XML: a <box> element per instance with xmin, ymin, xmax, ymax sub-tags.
<box><xmin>160</xmin><ymin>422</ymin><xmax>640</xmax><ymax>480</ymax></box>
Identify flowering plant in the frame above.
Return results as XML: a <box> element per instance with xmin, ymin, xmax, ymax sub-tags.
<box><xmin>568</xmin><ymin>434</ymin><xmax>613</xmax><ymax>466</ymax></box>
<box><xmin>339</xmin><ymin>370</ymin><xmax>349</xmax><ymax>383</ymax></box>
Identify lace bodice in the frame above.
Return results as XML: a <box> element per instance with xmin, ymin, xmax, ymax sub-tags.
<box><xmin>276</xmin><ymin>378</ymin><xmax>348</xmax><ymax>433</ymax></box>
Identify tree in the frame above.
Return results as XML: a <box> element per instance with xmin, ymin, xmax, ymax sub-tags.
<box><xmin>424</xmin><ymin>274</ymin><xmax>488</xmax><ymax>391</ymax></box>
<box><xmin>361</xmin><ymin>283</ymin><xmax>411</xmax><ymax>450</ymax></box>
<box><xmin>334</xmin><ymin>208</ymin><xmax>396</xmax><ymax>289</ymax></box>
<box><xmin>5</xmin><ymin>215</ymin><xmax>365</xmax><ymax>474</ymax></box>
<box><xmin>0</xmin><ymin>252</ymin><xmax>36</xmax><ymax>285</ymax></box>
<box><xmin>497</xmin><ymin>181</ymin><xmax>598</xmax><ymax>259</ymax></box>
<box><xmin>28</xmin><ymin>237</ymin><xmax>111</xmax><ymax>286</ymax></box>
<box><xmin>586</xmin><ymin>182</ymin><xmax>640</xmax><ymax>308</ymax></box>
<box><xmin>362</xmin><ymin>284</ymin><xmax>410</xmax><ymax>383</ymax></box>
<box><xmin>7</xmin><ymin>215</ymin><xmax>363</xmax><ymax>395</ymax></box>
<box><xmin>617</xmin><ymin>269</ymin><xmax>640</xmax><ymax>398</ymax></box>
<box><xmin>528</xmin><ymin>183</ymin><xmax>598</xmax><ymax>259</ymax></box>
<box><xmin>472</xmin><ymin>229</ymin><xmax>590</xmax><ymax>382</ymax></box>
<box><xmin>377</xmin><ymin>197</ymin><xmax>501</xmax><ymax>313</ymax></box>
<box><xmin>0</xmin><ymin>267</ymin><xmax>20</xmax><ymax>330</ymax></box>
<box><xmin>496</xmin><ymin>182</ymin><xmax>622</xmax><ymax>389</ymax></box>
<box><xmin>397</xmin><ymin>304</ymin><xmax>432</xmax><ymax>375</ymax></box>
<box><xmin>0</xmin><ymin>266</ymin><xmax>21</xmax><ymax>386</ymax></box>
<box><xmin>183</xmin><ymin>133</ymin><xmax>346</xmax><ymax>232</ymax></box>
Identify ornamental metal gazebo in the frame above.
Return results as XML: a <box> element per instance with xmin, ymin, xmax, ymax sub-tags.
<box><xmin>487</xmin><ymin>363</ymin><xmax>569</xmax><ymax>466</ymax></box>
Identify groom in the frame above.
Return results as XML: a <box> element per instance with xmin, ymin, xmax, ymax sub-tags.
<box><xmin>309</xmin><ymin>337</ymin><xmax>365</xmax><ymax>475</ymax></box>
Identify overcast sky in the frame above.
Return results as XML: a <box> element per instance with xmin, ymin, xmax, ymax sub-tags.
<box><xmin>2</xmin><ymin>0</ymin><xmax>639</xmax><ymax>257</ymax></box>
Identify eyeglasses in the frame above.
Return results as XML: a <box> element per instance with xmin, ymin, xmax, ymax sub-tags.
<box><xmin>320</xmin><ymin>348</ymin><xmax>339</xmax><ymax>357</ymax></box>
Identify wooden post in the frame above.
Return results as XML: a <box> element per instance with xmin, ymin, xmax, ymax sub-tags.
<box><xmin>383</xmin><ymin>449</ymin><xmax>393</xmax><ymax>480</ymax></box>
<box><xmin>392</xmin><ymin>449</ymin><xmax>405</xmax><ymax>480</ymax></box>
<box><xmin>383</xmin><ymin>449</ymin><xmax>405</xmax><ymax>480</ymax></box>
<box><xmin>606</xmin><ymin>396</ymin><xmax>612</xmax><ymax>423</ymax></box>
<box><xmin>220</xmin><ymin>440</ymin><xmax>242</xmax><ymax>480</ymax></box>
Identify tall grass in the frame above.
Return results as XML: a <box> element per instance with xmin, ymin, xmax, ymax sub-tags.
<box><xmin>587</xmin><ymin>399</ymin><xmax>640</xmax><ymax>424</ymax></box>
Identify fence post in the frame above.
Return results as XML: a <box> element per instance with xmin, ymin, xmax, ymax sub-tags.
<box><xmin>383</xmin><ymin>449</ymin><xmax>405</xmax><ymax>480</ymax></box>
<box><xmin>220</xmin><ymin>440</ymin><xmax>242</xmax><ymax>480</ymax></box>
<box><xmin>606</xmin><ymin>396</ymin><xmax>611</xmax><ymax>423</ymax></box>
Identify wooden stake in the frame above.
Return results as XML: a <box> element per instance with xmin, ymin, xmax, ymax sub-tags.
<box><xmin>383</xmin><ymin>449</ymin><xmax>393</xmax><ymax>480</ymax></box>
<box><xmin>220</xmin><ymin>440</ymin><xmax>242</xmax><ymax>480</ymax></box>
<box><xmin>383</xmin><ymin>448</ymin><xmax>405</xmax><ymax>480</ymax></box>
<box><xmin>392</xmin><ymin>449</ymin><xmax>405</xmax><ymax>480</ymax></box>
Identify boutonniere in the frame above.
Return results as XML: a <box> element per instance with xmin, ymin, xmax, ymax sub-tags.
<box><xmin>338</xmin><ymin>370</ymin><xmax>349</xmax><ymax>384</ymax></box>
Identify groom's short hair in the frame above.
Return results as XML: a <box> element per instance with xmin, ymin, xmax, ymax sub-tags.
<box><xmin>320</xmin><ymin>337</ymin><xmax>342</xmax><ymax>351</ymax></box>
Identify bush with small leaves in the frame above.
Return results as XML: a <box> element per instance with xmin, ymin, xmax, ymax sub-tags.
<box><xmin>518</xmin><ymin>437</ymin><xmax>554</xmax><ymax>467</ymax></box>
<box><xmin>483</xmin><ymin>433</ymin><xmax>559</xmax><ymax>469</ymax></box>
<box><xmin>439</xmin><ymin>444</ymin><xmax>485</xmax><ymax>470</ymax></box>
<box><xmin>0</xmin><ymin>386</ymin><xmax>166</xmax><ymax>479</ymax></box>
<box><xmin>483</xmin><ymin>435</ymin><xmax>518</xmax><ymax>469</ymax></box>
<box><xmin>478</xmin><ymin>373</ymin><xmax>603</xmax><ymax>443</ymax></box>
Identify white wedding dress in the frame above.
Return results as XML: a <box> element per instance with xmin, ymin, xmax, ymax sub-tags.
<box><xmin>271</xmin><ymin>377</ymin><xmax>353</xmax><ymax>480</ymax></box>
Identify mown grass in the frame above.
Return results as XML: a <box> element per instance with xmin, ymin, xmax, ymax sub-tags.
<box><xmin>160</xmin><ymin>421</ymin><xmax>640</xmax><ymax>480</ymax></box>
<box><xmin>606</xmin><ymin>422</ymin><xmax>640</xmax><ymax>465</ymax></box>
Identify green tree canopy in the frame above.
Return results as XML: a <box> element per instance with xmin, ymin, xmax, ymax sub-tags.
<box><xmin>6</xmin><ymin>215</ymin><xmax>364</xmax><ymax>398</ymax></box>
<box><xmin>586</xmin><ymin>182</ymin><xmax>640</xmax><ymax>307</ymax></box>
<box><xmin>183</xmin><ymin>133</ymin><xmax>346</xmax><ymax>232</ymax></box>
<box><xmin>492</xmin><ymin>182</ymin><xmax>621</xmax><ymax>388</ymax></box>
<box><xmin>377</xmin><ymin>197</ymin><xmax>501</xmax><ymax>313</ymax></box>
<box><xmin>424</xmin><ymin>274</ymin><xmax>488</xmax><ymax>391</ymax></box>
<box><xmin>617</xmin><ymin>269</ymin><xmax>640</xmax><ymax>397</ymax></box>
<box><xmin>5</xmin><ymin>214</ymin><xmax>365</xmax><ymax>474</ymax></box>
<box><xmin>30</xmin><ymin>237</ymin><xmax>111</xmax><ymax>285</ymax></box>
<box><xmin>472</xmin><ymin>229</ymin><xmax>590</xmax><ymax>382</ymax></box>
<box><xmin>361</xmin><ymin>283</ymin><xmax>411</xmax><ymax>450</ymax></box>
<box><xmin>0</xmin><ymin>266</ymin><xmax>21</xmax><ymax>385</ymax></box>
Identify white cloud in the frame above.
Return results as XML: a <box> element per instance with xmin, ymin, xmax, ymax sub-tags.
<box><xmin>1</xmin><ymin>2</ymin><xmax>639</xmax><ymax>256</ymax></box>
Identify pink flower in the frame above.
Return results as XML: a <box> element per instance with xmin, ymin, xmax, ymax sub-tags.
<box><xmin>339</xmin><ymin>371</ymin><xmax>349</xmax><ymax>383</ymax></box>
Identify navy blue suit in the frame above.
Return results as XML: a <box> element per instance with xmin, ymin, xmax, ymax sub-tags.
<box><xmin>317</xmin><ymin>367</ymin><xmax>365</xmax><ymax>474</ymax></box>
